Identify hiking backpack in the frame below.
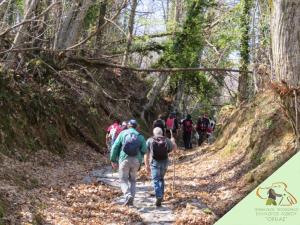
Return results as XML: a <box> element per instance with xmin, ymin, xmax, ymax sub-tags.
<box><xmin>122</xmin><ymin>132</ymin><xmax>141</xmax><ymax>156</ymax></box>
<box><xmin>197</xmin><ymin>118</ymin><xmax>209</xmax><ymax>132</ymax></box>
<box><xmin>207</xmin><ymin>120</ymin><xmax>215</xmax><ymax>133</ymax></box>
<box><xmin>166</xmin><ymin>118</ymin><xmax>175</xmax><ymax>130</ymax></box>
<box><xmin>183</xmin><ymin>120</ymin><xmax>193</xmax><ymax>133</ymax></box>
<box><xmin>109</xmin><ymin>124</ymin><xmax>120</xmax><ymax>143</ymax></box>
<box><xmin>152</xmin><ymin>137</ymin><xmax>169</xmax><ymax>160</ymax></box>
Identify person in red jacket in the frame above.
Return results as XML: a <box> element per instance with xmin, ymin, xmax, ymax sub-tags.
<box><xmin>105</xmin><ymin>119</ymin><xmax>121</xmax><ymax>152</ymax></box>
<box><xmin>165</xmin><ymin>112</ymin><xmax>179</xmax><ymax>138</ymax></box>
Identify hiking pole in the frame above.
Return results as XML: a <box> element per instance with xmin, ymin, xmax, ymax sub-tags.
<box><xmin>170</xmin><ymin>130</ymin><xmax>175</xmax><ymax>197</ymax></box>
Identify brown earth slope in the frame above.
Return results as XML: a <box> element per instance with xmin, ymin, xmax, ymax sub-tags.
<box><xmin>163</xmin><ymin>90</ymin><xmax>296</xmax><ymax>224</ymax></box>
<box><xmin>0</xmin><ymin>63</ymin><xmax>159</xmax><ymax>224</ymax></box>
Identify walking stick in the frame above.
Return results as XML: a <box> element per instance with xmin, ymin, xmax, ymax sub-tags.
<box><xmin>170</xmin><ymin>130</ymin><xmax>176</xmax><ymax>197</ymax></box>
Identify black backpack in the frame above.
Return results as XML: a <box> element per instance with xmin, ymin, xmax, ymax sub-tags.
<box><xmin>152</xmin><ymin>137</ymin><xmax>169</xmax><ymax>160</ymax></box>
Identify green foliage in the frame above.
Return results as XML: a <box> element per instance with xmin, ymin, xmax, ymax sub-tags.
<box><xmin>202</xmin><ymin>2</ymin><xmax>243</xmax><ymax>70</ymax></box>
<box><xmin>15</xmin><ymin>0</ymin><xmax>24</xmax><ymax>15</ymax></box>
<box><xmin>84</xmin><ymin>4</ymin><xmax>99</xmax><ymax>28</ymax></box>
<box><xmin>0</xmin><ymin>199</ymin><xmax>5</xmax><ymax>224</ymax></box>
<box><xmin>240</xmin><ymin>0</ymin><xmax>253</xmax><ymax>69</ymax></box>
<box><xmin>258</xmin><ymin>1</ymin><xmax>271</xmax><ymax>50</ymax></box>
<box><xmin>157</xmin><ymin>0</ymin><xmax>217</xmax><ymax>110</ymax></box>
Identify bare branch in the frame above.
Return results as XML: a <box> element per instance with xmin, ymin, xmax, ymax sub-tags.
<box><xmin>66</xmin><ymin>0</ymin><xmax>128</xmax><ymax>50</ymax></box>
<box><xmin>104</xmin><ymin>17</ymin><xmax>127</xmax><ymax>36</ymax></box>
<box><xmin>0</xmin><ymin>2</ymin><xmax>61</xmax><ymax>37</ymax></box>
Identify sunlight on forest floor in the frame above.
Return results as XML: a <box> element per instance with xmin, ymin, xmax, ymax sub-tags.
<box><xmin>0</xmin><ymin>91</ymin><xmax>296</xmax><ymax>225</ymax></box>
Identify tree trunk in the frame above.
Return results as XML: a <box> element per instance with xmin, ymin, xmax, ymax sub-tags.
<box><xmin>52</xmin><ymin>0</ymin><xmax>63</xmax><ymax>49</ymax></box>
<box><xmin>271</xmin><ymin>0</ymin><xmax>300</xmax><ymax>150</ymax></box>
<box><xmin>174</xmin><ymin>0</ymin><xmax>182</xmax><ymax>25</ymax></box>
<box><xmin>32</xmin><ymin>0</ymin><xmax>52</xmax><ymax>49</ymax></box>
<box><xmin>172</xmin><ymin>80</ymin><xmax>185</xmax><ymax>112</ymax></box>
<box><xmin>54</xmin><ymin>0</ymin><xmax>93</xmax><ymax>50</ymax></box>
<box><xmin>94</xmin><ymin>0</ymin><xmax>108</xmax><ymax>56</ymax></box>
<box><xmin>237</xmin><ymin>0</ymin><xmax>252</xmax><ymax>104</ymax></box>
<box><xmin>141</xmin><ymin>73</ymin><xmax>169</xmax><ymax>120</ymax></box>
<box><xmin>272</xmin><ymin>0</ymin><xmax>300</xmax><ymax>86</ymax></box>
<box><xmin>122</xmin><ymin>0</ymin><xmax>137</xmax><ymax>66</ymax></box>
<box><xmin>0</xmin><ymin>0</ymin><xmax>10</xmax><ymax>20</ymax></box>
<box><xmin>4</xmin><ymin>0</ymin><xmax>39</xmax><ymax>70</ymax></box>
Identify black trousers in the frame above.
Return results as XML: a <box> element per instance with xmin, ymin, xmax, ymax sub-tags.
<box><xmin>183</xmin><ymin>132</ymin><xmax>192</xmax><ymax>149</ymax></box>
<box><xmin>198</xmin><ymin>131</ymin><xmax>207</xmax><ymax>146</ymax></box>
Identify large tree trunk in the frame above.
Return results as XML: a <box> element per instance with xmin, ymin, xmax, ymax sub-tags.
<box><xmin>54</xmin><ymin>0</ymin><xmax>93</xmax><ymax>50</ymax></box>
<box><xmin>272</xmin><ymin>0</ymin><xmax>300</xmax><ymax>86</ymax></box>
<box><xmin>122</xmin><ymin>0</ymin><xmax>137</xmax><ymax>66</ymax></box>
<box><xmin>271</xmin><ymin>0</ymin><xmax>300</xmax><ymax>150</ymax></box>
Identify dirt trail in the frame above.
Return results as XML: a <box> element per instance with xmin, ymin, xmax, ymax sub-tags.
<box><xmin>88</xmin><ymin>166</ymin><xmax>175</xmax><ymax>224</ymax></box>
<box><xmin>0</xmin><ymin>144</ymin><xmax>142</xmax><ymax>225</ymax></box>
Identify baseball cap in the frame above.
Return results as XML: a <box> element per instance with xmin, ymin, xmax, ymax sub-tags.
<box><xmin>128</xmin><ymin>119</ymin><xmax>138</xmax><ymax>128</ymax></box>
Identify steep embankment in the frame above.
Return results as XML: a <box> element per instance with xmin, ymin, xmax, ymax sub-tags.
<box><xmin>0</xmin><ymin>62</ymin><xmax>149</xmax><ymax>156</ymax></box>
<box><xmin>162</xmin><ymin>90</ymin><xmax>296</xmax><ymax>224</ymax></box>
<box><xmin>0</xmin><ymin>61</ymin><xmax>164</xmax><ymax>224</ymax></box>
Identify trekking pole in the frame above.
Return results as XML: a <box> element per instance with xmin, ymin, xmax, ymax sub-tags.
<box><xmin>170</xmin><ymin>130</ymin><xmax>175</xmax><ymax>197</ymax></box>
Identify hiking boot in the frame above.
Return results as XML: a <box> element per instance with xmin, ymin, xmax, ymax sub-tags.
<box><xmin>155</xmin><ymin>197</ymin><xmax>162</xmax><ymax>207</ymax></box>
<box><xmin>123</xmin><ymin>196</ymin><xmax>134</xmax><ymax>206</ymax></box>
<box><xmin>149</xmin><ymin>192</ymin><xmax>155</xmax><ymax>197</ymax></box>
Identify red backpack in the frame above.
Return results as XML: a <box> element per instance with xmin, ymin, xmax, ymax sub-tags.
<box><xmin>114</xmin><ymin>126</ymin><xmax>125</xmax><ymax>140</ymax></box>
<box><xmin>166</xmin><ymin>118</ymin><xmax>175</xmax><ymax>130</ymax></box>
<box><xmin>183</xmin><ymin>120</ymin><xmax>193</xmax><ymax>133</ymax></box>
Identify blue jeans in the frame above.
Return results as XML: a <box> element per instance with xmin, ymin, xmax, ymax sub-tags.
<box><xmin>151</xmin><ymin>159</ymin><xmax>168</xmax><ymax>199</ymax></box>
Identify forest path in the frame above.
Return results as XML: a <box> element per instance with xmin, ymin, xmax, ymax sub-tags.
<box><xmin>87</xmin><ymin>166</ymin><xmax>175</xmax><ymax>224</ymax></box>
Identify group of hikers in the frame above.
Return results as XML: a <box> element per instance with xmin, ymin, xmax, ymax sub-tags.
<box><xmin>105</xmin><ymin>112</ymin><xmax>215</xmax><ymax>207</ymax></box>
<box><xmin>153</xmin><ymin>112</ymin><xmax>215</xmax><ymax>150</ymax></box>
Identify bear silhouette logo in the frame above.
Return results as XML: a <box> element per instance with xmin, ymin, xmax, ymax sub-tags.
<box><xmin>256</xmin><ymin>182</ymin><xmax>297</xmax><ymax>206</ymax></box>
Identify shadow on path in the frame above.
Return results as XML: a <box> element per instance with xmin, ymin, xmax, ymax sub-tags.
<box><xmin>86</xmin><ymin>166</ymin><xmax>175</xmax><ymax>225</ymax></box>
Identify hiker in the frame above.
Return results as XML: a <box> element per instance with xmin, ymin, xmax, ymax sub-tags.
<box><xmin>181</xmin><ymin>114</ymin><xmax>193</xmax><ymax>149</ymax></box>
<box><xmin>106</xmin><ymin>119</ymin><xmax>121</xmax><ymax>152</ymax></box>
<box><xmin>110</xmin><ymin>119</ymin><xmax>147</xmax><ymax>206</ymax></box>
<box><xmin>144</xmin><ymin>127</ymin><xmax>177</xmax><ymax>207</ymax></box>
<box><xmin>165</xmin><ymin>112</ymin><xmax>179</xmax><ymax>139</ymax></box>
<box><xmin>196</xmin><ymin>113</ymin><xmax>210</xmax><ymax>146</ymax></box>
<box><xmin>115</xmin><ymin>121</ymin><xmax>128</xmax><ymax>137</ymax></box>
<box><xmin>207</xmin><ymin>119</ymin><xmax>216</xmax><ymax>144</ymax></box>
<box><xmin>153</xmin><ymin>114</ymin><xmax>166</xmax><ymax>136</ymax></box>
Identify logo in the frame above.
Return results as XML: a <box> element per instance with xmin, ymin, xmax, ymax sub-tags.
<box><xmin>256</xmin><ymin>182</ymin><xmax>297</xmax><ymax>206</ymax></box>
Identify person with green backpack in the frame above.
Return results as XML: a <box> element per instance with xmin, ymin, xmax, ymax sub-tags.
<box><xmin>110</xmin><ymin>119</ymin><xmax>147</xmax><ymax>206</ymax></box>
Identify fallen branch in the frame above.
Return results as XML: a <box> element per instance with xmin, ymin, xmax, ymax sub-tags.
<box><xmin>68</xmin><ymin>56</ymin><xmax>253</xmax><ymax>74</ymax></box>
<box><xmin>102</xmin><ymin>32</ymin><xmax>174</xmax><ymax>46</ymax></box>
